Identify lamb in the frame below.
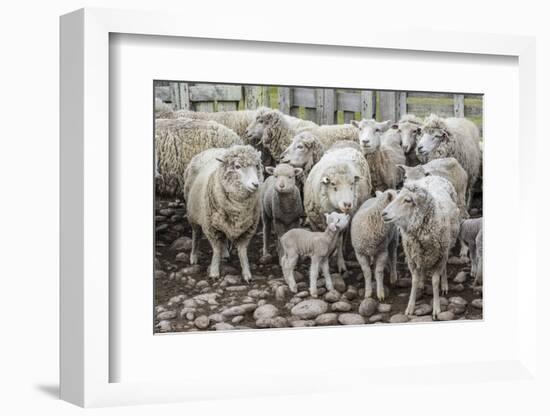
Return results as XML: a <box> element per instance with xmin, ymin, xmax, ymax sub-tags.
<box><xmin>260</xmin><ymin>163</ymin><xmax>304</xmax><ymax>258</ymax></box>
<box><xmin>381</xmin><ymin>175</ymin><xmax>460</xmax><ymax>318</ymax></box>
<box><xmin>351</xmin><ymin>190</ymin><xmax>399</xmax><ymax>301</ymax></box>
<box><xmin>399</xmin><ymin>157</ymin><xmax>469</xmax><ymax>219</ymax></box>
<box><xmin>304</xmin><ymin>144</ymin><xmax>372</xmax><ymax>272</ymax></box>
<box><xmin>280</xmin><ymin>212</ymin><xmax>350</xmax><ymax>296</ymax></box>
<box><xmin>457</xmin><ymin>217</ymin><xmax>483</xmax><ymax>281</ymax></box>
<box><xmin>155</xmin><ymin>118</ymin><xmax>243</xmax><ymax>197</ymax></box>
<box><xmin>245</xmin><ymin>109</ymin><xmax>358</xmax><ymax>162</ymax></box>
<box><xmin>280</xmin><ymin>131</ymin><xmax>326</xmax><ymax>187</ymax></box>
<box><xmin>183</xmin><ymin>145</ymin><xmax>263</xmax><ymax>282</ymax></box>
<box><xmin>395</xmin><ymin>114</ymin><xmax>424</xmax><ymax>166</ymax></box>
<box><xmin>416</xmin><ymin>114</ymin><xmax>481</xmax><ymax>207</ymax></box>
<box><xmin>350</xmin><ymin>119</ymin><xmax>406</xmax><ymax>191</ymax></box>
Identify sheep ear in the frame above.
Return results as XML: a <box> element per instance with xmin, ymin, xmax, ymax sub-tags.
<box><xmin>328</xmin><ymin>223</ymin><xmax>338</xmax><ymax>232</ymax></box>
<box><xmin>321</xmin><ymin>176</ymin><xmax>331</xmax><ymax>185</ymax></box>
<box><xmin>380</xmin><ymin>120</ymin><xmax>392</xmax><ymax>131</ymax></box>
<box><xmin>397</xmin><ymin>164</ymin><xmax>408</xmax><ymax>174</ymax></box>
<box><xmin>265</xmin><ymin>166</ymin><xmax>275</xmax><ymax>175</ymax></box>
<box><xmin>215</xmin><ymin>157</ymin><xmax>225</xmax><ymax>164</ymax></box>
<box><xmin>354</xmin><ymin>175</ymin><xmax>362</xmax><ymax>183</ymax></box>
<box><xmin>350</xmin><ymin>120</ymin><xmax>360</xmax><ymax>128</ymax></box>
<box><xmin>391</xmin><ymin>123</ymin><xmax>399</xmax><ymax>129</ymax></box>
<box><xmin>375</xmin><ymin>190</ymin><xmax>383</xmax><ymax>197</ymax></box>
<box><xmin>441</xmin><ymin>129</ymin><xmax>451</xmax><ymax>139</ymax></box>
<box><xmin>387</xmin><ymin>190</ymin><xmax>396</xmax><ymax>202</ymax></box>
<box><xmin>293</xmin><ymin>168</ymin><xmax>303</xmax><ymax>177</ymax></box>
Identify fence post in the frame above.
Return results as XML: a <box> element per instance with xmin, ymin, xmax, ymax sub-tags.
<box><xmin>378</xmin><ymin>91</ymin><xmax>399</xmax><ymax>122</ymax></box>
<box><xmin>169</xmin><ymin>82</ymin><xmax>190</xmax><ymax>110</ymax></box>
<box><xmin>360</xmin><ymin>91</ymin><xmax>376</xmax><ymax>120</ymax></box>
<box><xmin>454</xmin><ymin>94</ymin><xmax>465</xmax><ymax>117</ymax></box>
<box><xmin>316</xmin><ymin>88</ymin><xmax>335</xmax><ymax>125</ymax></box>
<box><xmin>244</xmin><ymin>86</ymin><xmax>269</xmax><ymax>109</ymax></box>
<box><xmin>398</xmin><ymin>92</ymin><xmax>408</xmax><ymax>119</ymax></box>
<box><xmin>278</xmin><ymin>87</ymin><xmax>291</xmax><ymax>114</ymax></box>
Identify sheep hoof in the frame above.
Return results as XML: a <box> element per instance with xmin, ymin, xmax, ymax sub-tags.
<box><xmin>310</xmin><ymin>289</ymin><xmax>318</xmax><ymax>298</ymax></box>
<box><xmin>190</xmin><ymin>254</ymin><xmax>198</xmax><ymax>265</ymax></box>
<box><xmin>289</xmin><ymin>285</ymin><xmax>298</xmax><ymax>293</ymax></box>
<box><xmin>404</xmin><ymin>305</ymin><xmax>415</xmax><ymax>316</ymax></box>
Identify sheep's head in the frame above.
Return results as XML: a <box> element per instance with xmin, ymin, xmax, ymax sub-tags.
<box><xmin>417</xmin><ymin>114</ymin><xmax>450</xmax><ymax>157</ymax></box>
<box><xmin>397</xmin><ymin>164</ymin><xmax>427</xmax><ymax>182</ymax></box>
<box><xmin>350</xmin><ymin>119</ymin><xmax>392</xmax><ymax>154</ymax></box>
<box><xmin>265</xmin><ymin>163</ymin><xmax>302</xmax><ymax>194</ymax></box>
<box><xmin>280</xmin><ymin>131</ymin><xmax>324</xmax><ymax>169</ymax></box>
<box><xmin>320</xmin><ymin>167</ymin><xmax>362</xmax><ymax>214</ymax></box>
<box><xmin>245</xmin><ymin>109</ymin><xmax>282</xmax><ymax>144</ymax></box>
<box><xmin>324</xmin><ymin>212</ymin><xmax>350</xmax><ymax>233</ymax></box>
<box><xmin>397</xmin><ymin>115</ymin><xmax>423</xmax><ymax>154</ymax></box>
<box><xmin>381</xmin><ymin>184</ymin><xmax>428</xmax><ymax>227</ymax></box>
<box><xmin>217</xmin><ymin>145</ymin><xmax>263</xmax><ymax>195</ymax></box>
<box><xmin>374</xmin><ymin>189</ymin><xmax>398</xmax><ymax>209</ymax></box>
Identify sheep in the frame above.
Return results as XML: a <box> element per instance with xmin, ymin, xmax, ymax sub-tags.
<box><xmin>245</xmin><ymin>109</ymin><xmax>358</xmax><ymax>162</ymax></box>
<box><xmin>280</xmin><ymin>212</ymin><xmax>350</xmax><ymax>296</ymax></box>
<box><xmin>279</xmin><ymin>131</ymin><xmax>326</xmax><ymax>188</ymax></box>
<box><xmin>350</xmin><ymin>119</ymin><xmax>406</xmax><ymax>191</ymax></box>
<box><xmin>395</xmin><ymin>114</ymin><xmax>424</xmax><ymax>166</ymax></box>
<box><xmin>183</xmin><ymin>145</ymin><xmax>263</xmax><ymax>282</ymax></box>
<box><xmin>457</xmin><ymin>217</ymin><xmax>483</xmax><ymax>279</ymax></box>
<box><xmin>260</xmin><ymin>163</ymin><xmax>304</xmax><ymax>258</ymax></box>
<box><xmin>155</xmin><ymin>118</ymin><xmax>243</xmax><ymax>197</ymax></box>
<box><xmin>399</xmin><ymin>157</ymin><xmax>469</xmax><ymax>219</ymax></box>
<box><xmin>351</xmin><ymin>190</ymin><xmax>399</xmax><ymax>301</ymax></box>
<box><xmin>416</xmin><ymin>114</ymin><xmax>481</xmax><ymax>207</ymax></box>
<box><xmin>304</xmin><ymin>145</ymin><xmax>372</xmax><ymax>272</ymax></box>
<box><xmin>474</xmin><ymin>228</ymin><xmax>483</xmax><ymax>286</ymax></box>
<box><xmin>381</xmin><ymin>175</ymin><xmax>460</xmax><ymax>318</ymax></box>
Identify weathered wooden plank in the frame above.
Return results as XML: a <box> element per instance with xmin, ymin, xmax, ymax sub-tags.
<box><xmin>464</xmin><ymin>105</ymin><xmax>482</xmax><ymax>117</ymax></box>
<box><xmin>407</xmin><ymin>92</ymin><xmax>454</xmax><ymax>99</ymax></box>
<box><xmin>398</xmin><ymin>92</ymin><xmax>408</xmax><ymax>119</ymax></box>
<box><xmin>360</xmin><ymin>91</ymin><xmax>376</xmax><ymax>120</ymax></box>
<box><xmin>278</xmin><ymin>87</ymin><xmax>291</xmax><ymax>114</ymax></box>
<box><xmin>343</xmin><ymin>111</ymin><xmax>355</xmax><ymax>124</ymax></box>
<box><xmin>454</xmin><ymin>94</ymin><xmax>465</xmax><ymax>117</ymax></box>
<box><xmin>244</xmin><ymin>86</ymin><xmax>269</xmax><ymax>109</ymax></box>
<box><xmin>168</xmin><ymin>82</ymin><xmax>190</xmax><ymax>110</ymax></box>
<box><xmin>155</xmin><ymin>86</ymin><xmax>171</xmax><ymax>102</ymax></box>
<box><xmin>189</xmin><ymin>84</ymin><xmax>242</xmax><ymax>102</ymax></box>
<box><xmin>217</xmin><ymin>102</ymin><xmax>238</xmax><ymax>112</ymax></box>
<box><xmin>289</xmin><ymin>107</ymin><xmax>300</xmax><ymax>118</ymax></box>
<box><xmin>406</xmin><ymin>103</ymin><xmax>454</xmax><ymax>117</ymax></box>
<box><xmin>378</xmin><ymin>91</ymin><xmax>399</xmax><ymax>122</ymax></box>
<box><xmin>464</xmin><ymin>94</ymin><xmax>483</xmax><ymax>100</ymax></box>
<box><xmin>305</xmin><ymin>107</ymin><xmax>317</xmax><ymax>122</ymax></box>
<box><xmin>336</xmin><ymin>91</ymin><xmax>361</xmax><ymax>112</ymax></box>
<box><xmin>316</xmin><ymin>89</ymin><xmax>336</xmax><ymax>125</ymax></box>
<box><xmin>292</xmin><ymin>88</ymin><xmax>316</xmax><ymax>108</ymax></box>
<box><xmin>194</xmin><ymin>102</ymin><xmax>215</xmax><ymax>112</ymax></box>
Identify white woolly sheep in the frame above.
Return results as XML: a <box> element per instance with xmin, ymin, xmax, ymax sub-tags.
<box><xmin>183</xmin><ymin>145</ymin><xmax>263</xmax><ymax>282</ymax></box>
<box><xmin>381</xmin><ymin>175</ymin><xmax>460</xmax><ymax>318</ymax></box>
<box><xmin>350</xmin><ymin>119</ymin><xmax>406</xmax><ymax>191</ymax></box>
<box><xmin>416</xmin><ymin>114</ymin><xmax>481</xmax><ymax>207</ymax></box>
<box><xmin>260</xmin><ymin>163</ymin><xmax>304</xmax><ymax>258</ymax></box>
<box><xmin>351</xmin><ymin>190</ymin><xmax>399</xmax><ymax>301</ymax></box>
<box><xmin>155</xmin><ymin>118</ymin><xmax>243</xmax><ymax>197</ymax></box>
<box><xmin>280</xmin><ymin>212</ymin><xmax>350</xmax><ymax>296</ymax></box>
<box><xmin>304</xmin><ymin>145</ymin><xmax>372</xmax><ymax>272</ymax></box>
<box><xmin>458</xmin><ymin>217</ymin><xmax>483</xmax><ymax>280</ymax></box>
<box><xmin>399</xmin><ymin>157</ymin><xmax>469</xmax><ymax>219</ymax></box>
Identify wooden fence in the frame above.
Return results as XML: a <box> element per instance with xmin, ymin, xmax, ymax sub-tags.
<box><xmin>156</xmin><ymin>82</ymin><xmax>482</xmax><ymax>128</ymax></box>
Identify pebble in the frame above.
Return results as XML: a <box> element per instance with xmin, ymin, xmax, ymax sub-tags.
<box><xmin>226</xmin><ymin>285</ymin><xmax>248</xmax><ymax>292</ymax></box>
<box><xmin>253</xmin><ymin>304</ymin><xmax>279</xmax><ymax>320</ymax></box>
<box><xmin>196</xmin><ymin>280</ymin><xmax>209</xmax><ymax>290</ymax></box>
<box><xmin>170</xmin><ymin>236</ymin><xmax>193</xmax><ymax>251</ymax></box>
<box><xmin>185</xmin><ymin>312</ymin><xmax>195</xmax><ymax>321</ymax></box>
<box><xmin>214</xmin><ymin>323</ymin><xmax>234</xmax><ymax>331</ymax></box>
<box><xmin>155</xmin><ymin>270</ymin><xmax>167</xmax><ymax>280</ymax></box>
<box><xmin>270</xmin><ymin>316</ymin><xmax>288</xmax><ymax>328</ymax></box>
<box><xmin>294</xmin><ymin>271</ymin><xmax>306</xmax><ymax>282</ymax></box>
<box><xmin>194</xmin><ymin>315</ymin><xmax>210</xmax><ymax>329</ymax></box>
<box><xmin>343</xmin><ymin>290</ymin><xmax>358</xmax><ymax>301</ymax></box>
<box><xmin>181</xmin><ymin>265</ymin><xmax>202</xmax><ymax>275</ymax></box>
<box><xmin>338</xmin><ymin>313</ymin><xmax>366</xmax><ymax>325</ymax></box>
<box><xmin>332</xmin><ymin>274</ymin><xmax>347</xmax><ymax>292</ymax></box>
<box><xmin>410</xmin><ymin>316</ymin><xmax>433</xmax><ymax>323</ymax></box>
<box><xmin>232</xmin><ymin>315</ymin><xmax>244</xmax><ymax>324</ymax></box>
<box><xmin>331</xmin><ymin>301</ymin><xmax>352</xmax><ymax>312</ymax></box>
<box><xmin>296</xmin><ymin>290</ymin><xmax>310</xmax><ymax>298</ymax></box>
<box><xmin>175</xmin><ymin>252</ymin><xmax>190</xmax><ymax>262</ymax></box>
<box><xmin>414</xmin><ymin>304</ymin><xmax>433</xmax><ymax>316</ymax></box>
<box><xmin>156</xmin><ymin>320</ymin><xmax>172</xmax><ymax>332</ymax></box>
<box><xmin>255</xmin><ymin>318</ymin><xmax>272</xmax><ymax>328</ymax></box>
<box><xmin>472</xmin><ymin>299</ymin><xmax>483</xmax><ymax>309</ymax></box>
<box><xmin>222</xmin><ymin>306</ymin><xmax>246</xmax><ymax>317</ymax></box>
<box><xmin>240</xmin><ymin>303</ymin><xmax>257</xmax><ymax>313</ymax></box>
<box><xmin>291</xmin><ymin>299</ymin><xmax>329</xmax><ymax>319</ymax></box>
<box><xmin>315</xmin><ymin>313</ymin><xmax>339</xmax><ymax>326</ymax></box>
<box><xmin>275</xmin><ymin>285</ymin><xmax>290</xmax><ymax>301</ymax></box>
<box><xmin>358</xmin><ymin>298</ymin><xmax>378</xmax><ymax>317</ymax></box>
<box><xmin>437</xmin><ymin>311</ymin><xmax>455</xmax><ymax>321</ymax></box>
<box><xmin>448</xmin><ymin>303</ymin><xmax>466</xmax><ymax>315</ymax></box>
<box><xmin>324</xmin><ymin>290</ymin><xmax>341</xmax><ymax>303</ymax></box>
<box><xmin>290</xmin><ymin>320</ymin><xmax>316</xmax><ymax>328</ymax></box>
<box><xmin>450</xmin><ymin>283</ymin><xmax>465</xmax><ymax>292</ymax></box>
<box><xmin>377</xmin><ymin>303</ymin><xmax>392</xmax><ymax>313</ymax></box>
<box><xmin>157</xmin><ymin>311</ymin><xmax>176</xmax><ymax>320</ymax></box>
<box><xmin>223</xmin><ymin>275</ymin><xmax>242</xmax><ymax>285</ymax></box>
<box><xmin>390</xmin><ymin>313</ymin><xmax>410</xmax><ymax>324</ymax></box>
<box><xmin>369</xmin><ymin>314</ymin><xmax>383</xmax><ymax>323</ymax></box>
<box><xmin>453</xmin><ymin>271</ymin><xmax>469</xmax><ymax>283</ymax></box>
<box><xmin>248</xmin><ymin>289</ymin><xmax>269</xmax><ymax>299</ymax></box>
<box><xmin>208</xmin><ymin>313</ymin><xmax>225</xmax><ymax>323</ymax></box>
<box><xmin>259</xmin><ymin>254</ymin><xmax>273</xmax><ymax>264</ymax></box>
<box><xmin>449</xmin><ymin>296</ymin><xmax>468</xmax><ymax>306</ymax></box>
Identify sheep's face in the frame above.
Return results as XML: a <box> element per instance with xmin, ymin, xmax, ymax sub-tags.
<box><xmin>321</xmin><ymin>173</ymin><xmax>360</xmax><ymax>214</ymax></box>
<box><xmin>398</xmin><ymin>164</ymin><xmax>427</xmax><ymax>182</ymax></box>
<box><xmin>324</xmin><ymin>212</ymin><xmax>350</xmax><ymax>232</ymax></box>
<box><xmin>375</xmin><ymin>189</ymin><xmax>398</xmax><ymax>209</ymax></box>
<box><xmin>219</xmin><ymin>149</ymin><xmax>263</xmax><ymax>195</ymax></box>
<box><xmin>351</xmin><ymin>119</ymin><xmax>392</xmax><ymax>154</ymax></box>
<box><xmin>245</xmin><ymin>111</ymin><xmax>277</xmax><ymax>144</ymax></box>
<box><xmin>280</xmin><ymin>133</ymin><xmax>317</xmax><ymax>167</ymax></box>
<box><xmin>417</xmin><ymin>127</ymin><xmax>449</xmax><ymax>156</ymax></box>
<box><xmin>399</xmin><ymin>122</ymin><xmax>422</xmax><ymax>154</ymax></box>
<box><xmin>265</xmin><ymin>164</ymin><xmax>302</xmax><ymax>194</ymax></box>
<box><xmin>381</xmin><ymin>187</ymin><xmax>425</xmax><ymax>226</ymax></box>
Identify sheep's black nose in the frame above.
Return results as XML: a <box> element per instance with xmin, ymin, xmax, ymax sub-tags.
<box><xmin>251</xmin><ymin>182</ymin><xmax>259</xmax><ymax>188</ymax></box>
<box><xmin>343</xmin><ymin>202</ymin><xmax>351</xmax><ymax>209</ymax></box>
<box><xmin>417</xmin><ymin>145</ymin><xmax>424</xmax><ymax>152</ymax></box>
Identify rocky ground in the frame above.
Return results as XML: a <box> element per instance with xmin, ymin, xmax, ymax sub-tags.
<box><xmin>154</xmin><ymin>197</ymin><xmax>483</xmax><ymax>333</ymax></box>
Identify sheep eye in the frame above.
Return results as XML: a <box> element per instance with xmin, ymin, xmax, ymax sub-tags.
<box><xmin>297</xmin><ymin>145</ymin><xmax>303</xmax><ymax>149</ymax></box>
<box><xmin>404</xmin><ymin>197</ymin><xmax>412</xmax><ymax>203</ymax></box>
<box><xmin>375</xmin><ymin>128</ymin><xmax>380</xmax><ymax>133</ymax></box>
<box><xmin>234</xmin><ymin>164</ymin><xmax>241</xmax><ymax>170</ymax></box>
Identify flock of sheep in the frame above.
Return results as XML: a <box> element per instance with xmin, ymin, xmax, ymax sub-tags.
<box><xmin>155</xmin><ymin>104</ymin><xmax>483</xmax><ymax>321</ymax></box>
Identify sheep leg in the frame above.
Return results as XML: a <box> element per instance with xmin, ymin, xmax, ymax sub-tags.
<box><xmin>432</xmin><ymin>271</ymin><xmax>442</xmax><ymax>319</ymax></box>
<box><xmin>459</xmin><ymin>238</ymin><xmax>469</xmax><ymax>258</ymax></box>
<box><xmin>222</xmin><ymin>240</ymin><xmax>230</xmax><ymax>259</ymax></box>
<box><xmin>282</xmin><ymin>251</ymin><xmax>299</xmax><ymax>293</ymax></box>
<box><xmin>190</xmin><ymin>223</ymin><xmax>201</xmax><ymax>265</ymax></box>
<box><xmin>262</xmin><ymin>215</ymin><xmax>271</xmax><ymax>257</ymax></box>
<box><xmin>441</xmin><ymin>262</ymin><xmax>449</xmax><ymax>295</ymax></box>
<box><xmin>321</xmin><ymin>259</ymin><xmax>334</xmax><ymax>292</ymax></box>
<box><xmin>208</xmin><ymin>238</ymin><xmax>224</xmax><ymax>279</ymax></box>
<box><xmin>389</xmin><ymin>233</ymin><xmax>399</xmax><ymax>285</ymax></box>
<box><xmin>469</xmin><ymin>242</ymin><xmax>478</xmax><ymax>278</ymax></box>
<box><xmin>356</xmin><ymin>252</ymin><xmax>373</xmax><ymax>299</ymax></box>
<box><xmin>236</xmin><ymin>239</ymin><xmax>253</xmax><ymax>283</ymax></box>
<box><xmin>309</xmin><ymin>256</ymin><xmax>321</xmax><ymax>298</ymax></box>
<box><xmin>375</xmin><ymin>252</ymin><xmax>389</xmax><ymax>301</ymax></box>
<box><xmin>336</xmin><ymin>234</ymin><xmax>347</xmax><ymax>273</ymax></box>
<box><xmin>405</xmin><ymin>270</ymin><xmax>421</xmax><ymax>316</ymax></box>
<box><xmin>473</xmin><ymin>259</ymin><xmax>482</xmax><ymax>286</ymax></box>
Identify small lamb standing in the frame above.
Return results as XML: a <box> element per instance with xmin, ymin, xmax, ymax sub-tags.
<box><xmin>458</xmin><ymin>217</ymin><xmax>483</xmax><ymax>280</ymax></box>
<box><xmin>350</xmin><ymin>119</ymin><xmax>406</xmax><ymax>191</ymax></box>
<box><xmin>381</xmin><ymin>176</ymin><xmax>460</xmax><ymax>318</ymax></box>
<box><xmin>351</xmin><ymin>190</ymin><xmax>399</xmax><ymax>301</ymax></box>
<box><xmin>399</xmin><ymin>157</ymin><xmax>469</xmax><ymax>219</ymax></box>
<box><xmin>416</xmin><ymin>114</ymin><xmax>481</xmax><ymax>207</ymax></box>
<box><xmin>280</xmin><ymin>212</ymin><xmax>350</xmax><ymax>296</ymax></box>
<box><xmin>184</xmin><ymin>145</ymin><xmax>263</xmax><ymax>282</ymax></box>
<box><xmin>304</xmin><ymin>144</ymin><xmax>372</xmax><ymax>272</ymax></box>
<box><xmin>260</xmin><ymin>163</ymin><xmax>304</xmax><ymax>257</ymax></box>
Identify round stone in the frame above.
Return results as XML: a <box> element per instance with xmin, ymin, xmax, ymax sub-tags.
<box><xmin>222</xmin><ymin>306</ymin><xmax>246</xmax><ymax>317</ymax></box>
<box><xmin>414</xmin><ymin>303</ymin><xmax>433</xmax><ymax>316</ymax></box>
<box><xmin>331</xmin><ymin>301</ymin><xmax>352</xmax><ymax>312</ymax></box>
<box><xmin>290</xmin><ymin>320</ymin><xmax>316</xmax><ymax>328</ymax></box>
<box><xmin>324</xmin><ymin>290</ymin><xmax>341</xmax><ymax>303</ymax></box>
<box><xmin>214</xmin><ymin>322</ymin><xmax>234</xmax><ymax>331</ymax></box>
<box><xmin>275</xmin><ymin>285</ymin><xmax>290</xmax><ymax>301</ymax></box>
<box><xmin>390</xmin><ymin>313</ymin><xmax>410</xmax><ymax>324</ymax></box>
<box><xmin>437</xmin><ymin>311</ymin><xmax>455</xmax><ymax>321</ymax></box>
<box><xmin>157</xmin><ymin>311</ymin><xmax>176</xmax><ymax>320</ymax></box>
<box><xmin>291</xmin><ymin>299</ymin><xmax>329</xmax><ymax>319</ymax></box>
<box><xmin>270</xmin><ymin>316</ymin><xmax>288</xmax><ymax>328</ymax></box>
<box><xmin>315</xmin><ymin>313</ymin><xmax>339</xmax><ymax>326</ymax></box>
<box><xmin>449</xmin><ymin>296</ymin><xmax>468</xmax><ymax>306</ymax></box>
<box><xmin>453</xmin><ymin>271</ymin><xmax>469</xmax><ymax>283</ymax></box>
<box><xmin>358</xmin><ymin>298</ymin><xmax>378</xmax><ymax>317</ymax></box>
<box><xmin>253</xmin><ymin>304</ymin><xmax>279</xmax><ymax>320</ymax></box>
<box><xmin>194</xmin><ymin>315</ymin><xmax>210</xmax><ymax>329</ymax></box>
<box><xmin>471</xmin><ymin>299</ymin><xmax>483</xmax><ymax>309</ymax></box>
<box><xmin>338</xmin><ymin>313</ymin><xmax>366</xmax><ymax>325</ymax></box>
<box><xmin>377</xmin><ymin>303</ymin><xmax>392</xmax><ymax>313</ymax></box>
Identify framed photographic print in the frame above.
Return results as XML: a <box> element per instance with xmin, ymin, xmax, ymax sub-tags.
<box><xmin>60</xmin><ymin>7</ymin><xmax>539</xmax><ymax>408</ymax></box>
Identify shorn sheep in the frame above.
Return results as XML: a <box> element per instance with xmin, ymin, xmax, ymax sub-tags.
<box><xmin>399</xmin><ymin>157</ymin><xmax>469</xmax><ymax>219</ymax></box>
<box><xmin>260</xmin><ymin>163</ymin><xmax>304</xmax><ymax>257</ymax></box>
<box><xmin>304</xmin><ymin>144</ymin><xmax>372</xmax><ymax>272</ymax></box>
<box><xmin>280</xmin><ymin>212</ymin><xmax>350</xmax><ymax>296</ymax></box>
<box><xmin>395</xmin><ymin>114</ymin><xmax>424</xmax><ymax>166</ymax></box>
<box><xmin>458</xmin><ymin>217</ymin><xmax>483</xmax><ymax>282</ymax></box>
<box><xmin>350</xmin><ymin>119</ymin><xmax>406</xmax><ymax>191</ymax></box>
<box><xmin>416</xmin><ymin>114</ymin><xmax>481</xmax><ymax>207</ymax></box>
<box><xmin>351</xmin><ymin>190</ymin><xmax>399</xmax><ymax>301</ymax></box>
<box><xmin>155</xmin><ymin>118</ymin><xmax>243</xmax><ymax>197</ymax></box>
<box><xmin>381</xmin><ymin>175</ymin><xmax>460</xmax><ymax>318</ymax></box>
<box><xmin>184</xmin><ymin>145</ymin><xmax>263</xmax><ymax>282</ymax></box>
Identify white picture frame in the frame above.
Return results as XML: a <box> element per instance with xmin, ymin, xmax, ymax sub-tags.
<box><xmin>60</xmin><ymin>7</ymin><xmax>538</xmax><ymax>408</ymax></box>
